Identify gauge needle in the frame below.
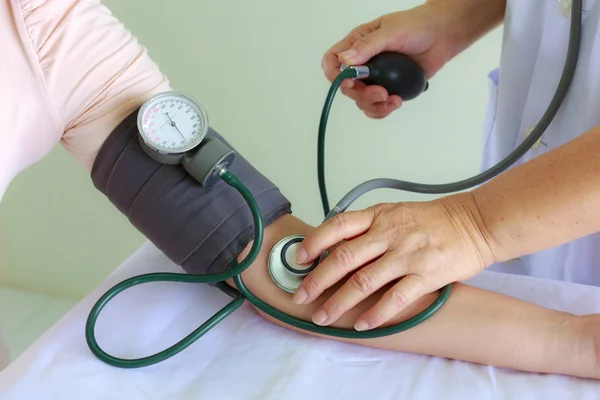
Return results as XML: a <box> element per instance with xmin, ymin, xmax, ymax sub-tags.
<box><xmin>165</xmin><ymin>112</ymin><xmax>187</xmax><ymax>144</ymax></box>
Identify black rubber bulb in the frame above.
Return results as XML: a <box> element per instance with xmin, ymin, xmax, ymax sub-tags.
<box><xmin>363</xmin><ymin>52</ymin><xmax>428</xmax><ymax>101</ymax></box>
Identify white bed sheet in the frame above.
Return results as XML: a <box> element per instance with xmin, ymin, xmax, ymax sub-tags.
<box><xmin>1</xmin><ymin>242</ymin><xmax>600</xmax><ymax>400</ymax></box>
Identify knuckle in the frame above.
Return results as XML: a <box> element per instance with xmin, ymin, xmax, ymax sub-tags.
<box><xmin>376</xmin><ymin>104</ymin><xmax>392</xmax><ymax>116</ymax></box>
<box><xmin>331</xmin><ymin>246</ymin><xmax>355</xmax><ymax>269</ymax></box>
<box><xmin>302</xmin><ymin>274</ymin><xmax>320</xmax><ymax>293</ymax></box>
<box><xmin>331</xmin><ymin>213</ymin><xmax>349</xmax><ymax>233</ymax></box>
<box><xmin>322</xmin><ymin>300</ymin><xmax>343</xmax><ymax>318</ymax></box>
<box><xmin>350</xmin><ymin>270</ymin><xmax>376</xmax><ymax>295</ymax></box>
<box><xmin>358</xmin><ymin>100</ymin><xmax>377</xmax><ymax>111</ymax></box>
<box><xmin>369</xmin><ymin>204</ymin><xmax>392</xmax><ymax>227</ymax></box>
<box><xmin>348</xmin><ymin>25</ymin><xmax>369</xmax><ymax>42</ymax></box>
<box><xmin>387</xmin><ymin>288</ymin><xmax>409</xmax><ymax>309</ymax></box>
<box><xmin>352</xmin><ymin>36</ymin><xmax>373</xmax><ymax>55</ymax></box>
<box><xmin>413</xmin><ymin>274</ymin><xmax>429</xmax><ymax>289</ymax></box>
<box><xmin>371</xmin><ymin>202</ymin><xmax>392</xmax><ymax>215</ymax></box>
<box><xmin>366</xmin><ymin>310</ymin><xmax>386</xmax><ymax>327</ymax></box>
<box><xmin>389</xmin><ymin>204</ymin><xmax>415</xmax><ymax>230</ymax></box>
<box><xmin>343</xmin><ymin>88</ymin><xmax>359</xmax><ymax>101</ymax></box>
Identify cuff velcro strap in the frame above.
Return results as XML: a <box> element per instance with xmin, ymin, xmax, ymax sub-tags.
<box><xmin>91</xmin><ymin>108</ymin><xmax>292</xmax><ymax>275</ymax></box>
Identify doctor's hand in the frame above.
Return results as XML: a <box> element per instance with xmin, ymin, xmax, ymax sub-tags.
<box><xmin>292</xmin><ymin>194</ymin><xmax>495</xmax><ymax>331</ymax></box>
<box><xmin>322</xmin><ymin>2</ymin><xmax>458</xmax><ymax>119</ymax></box>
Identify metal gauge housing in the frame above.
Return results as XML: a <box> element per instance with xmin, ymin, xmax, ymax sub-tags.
<box><xmin>137</xmin><ymin>91</ymin><xmax>209</xmax><ymax>164</ymax></box>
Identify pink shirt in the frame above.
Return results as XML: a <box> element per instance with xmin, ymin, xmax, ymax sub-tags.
<box><xmin>1</xmin><ymin>0</ymin><xmax>171</xmax><ymax>200</ymax></box>
<box><xmin>0</xmin><ymin>0</ymin><xmax>172</xmax><ymax>365</ymax></box>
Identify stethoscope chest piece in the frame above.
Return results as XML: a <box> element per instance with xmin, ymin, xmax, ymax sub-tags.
<box><xmin>268</xmin><ymin>234</ymin><xmax>328</xmax><ymax>293</ymax></box>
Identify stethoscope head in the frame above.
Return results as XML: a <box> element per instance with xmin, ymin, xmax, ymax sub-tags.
<box><xmin>268</xmin><ymin>234</ymin><xmax>328</xmax><ymax>293</ymax></box>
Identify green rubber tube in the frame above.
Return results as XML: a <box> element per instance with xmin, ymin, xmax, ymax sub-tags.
<box><xmin>85</xmin><ymin>170</ymin><xmax>450</xmax><ymax>368</ymax></box>
<box><xmin>84</xmin><ymin>171</ymin><xmax>263</xmax><ymax>368</ymax></box>
<box><xmin>318</xmin><ymin>67</ymin><xmax>357</xmax><ymax>215</ymax></box>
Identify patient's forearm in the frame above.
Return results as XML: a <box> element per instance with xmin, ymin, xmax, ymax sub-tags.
<box><xmin>231</xmin><ymin>214</ymin><xmax>599</xmax><ymax>379</ymax></box>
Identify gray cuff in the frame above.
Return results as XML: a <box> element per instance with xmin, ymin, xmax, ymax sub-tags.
<box><xmin>91</xmin><ymin>108</ymin><xmax>292</xmax><ymax>275</ymax></box>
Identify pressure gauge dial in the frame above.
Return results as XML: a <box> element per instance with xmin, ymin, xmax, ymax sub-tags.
<box><xmin>137</xmin><ymin>91</ymin><xmax>209</xmax><ymax>164</ymax></box>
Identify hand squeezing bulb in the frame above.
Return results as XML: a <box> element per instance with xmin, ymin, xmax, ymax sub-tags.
<box><xmin>341</xmin><ymin>52</ymin><xmax>429</xmax><ymax>101</ymax></box>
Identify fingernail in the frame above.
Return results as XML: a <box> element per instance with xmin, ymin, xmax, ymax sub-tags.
<box><xmin>339</xmin><ymin>49</ymin><xmax>357</xmax><ymax>62</ymax></box>
<box><xmin>313</xmin><ymin>309</ymin><xmax>328</xmax><ymax>325</ymax></box>
<box><xmin>354</xmin><ymin>320</ymin><xmax>369</xmax><ymax>331</ymax></box>
<box><xmin>344</xmin><ymin>79</ymin><xmax>355</xmax><ymax>89</ymax></box>
<box><xmin>293</xmin><ymin>287</ymin><xmax>307</xmax><ymax>304</ymax></box>
<box><xmin>295</xmin><ymin>247</ymin><xmax>308</xmax><ymax>264</ymax></box>
<box><xmin>386</xmin><ymin>98</ymin><xmax>400</xmax><ymax>110</ymax></box>
<box><xmin>373</xmin><ymin>93</ymin><xmax>387</xmax><ymax>103</ymax></box>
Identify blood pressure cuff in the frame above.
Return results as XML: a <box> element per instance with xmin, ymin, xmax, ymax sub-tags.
<box><xmin>90</xmin><ymin>108</ymin><xmax>292</xmax><ymax>275</ymax></box>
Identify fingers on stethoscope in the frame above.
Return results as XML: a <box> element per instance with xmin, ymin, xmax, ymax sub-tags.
<box><xmin>299</xmin><ymin>233</ymin><xmax>388</xmax><ymax>304</ymax></box>
<box><xmin>298</xmin><ymin>209</ymin><xmax>375</xmax><ymax>265</ymax></box>
<box><xmin>311</xmin><ymin>252</ymin><xmax>401</xmax><ymax>327</ymax></box>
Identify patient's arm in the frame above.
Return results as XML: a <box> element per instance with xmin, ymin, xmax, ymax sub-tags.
<box><xmin>230</xmin><ymin>214</ymin><xmax>600</xmax><ymax>380</ymax></box>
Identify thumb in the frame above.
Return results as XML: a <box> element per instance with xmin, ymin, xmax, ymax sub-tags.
<box><xmin>339</xmin><ymin>28</ymin><xmax>396</xmax><ymax>66</ymax></box>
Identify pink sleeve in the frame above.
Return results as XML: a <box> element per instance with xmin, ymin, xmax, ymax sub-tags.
<box><xmin>21</xmin><ymin>0</ymin><xmax>172</xmax><ymax>170</ymax></box>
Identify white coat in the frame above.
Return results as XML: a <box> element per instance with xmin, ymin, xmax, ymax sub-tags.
<box><xmin>482</xmin><ymin>0</ymin><xmax>600</xmax><ymax>286</ymax></box>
